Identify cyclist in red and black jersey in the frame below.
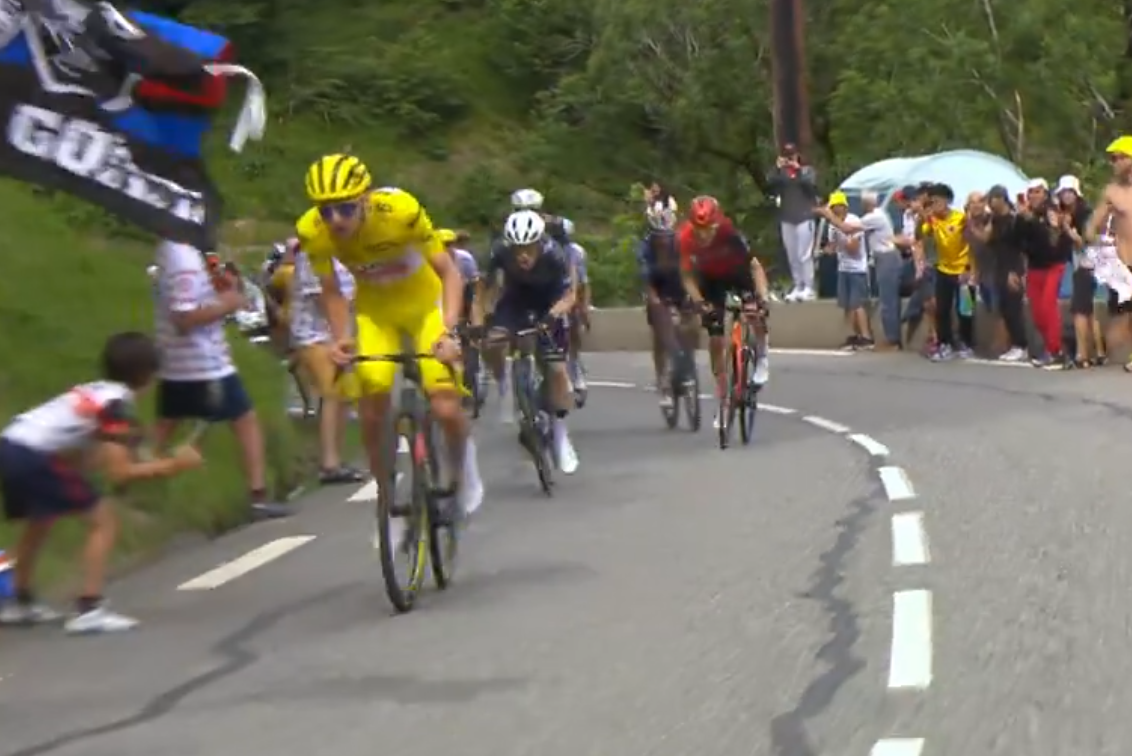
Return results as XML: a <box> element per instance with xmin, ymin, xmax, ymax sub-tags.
<box><xmin>677</xmin><ymin>196</ymin><xmax>771</xmax><ymax>426</ymax></box>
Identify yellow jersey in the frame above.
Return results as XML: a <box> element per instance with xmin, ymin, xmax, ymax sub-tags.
<box><xmin>268</xmin><ymin>263</ymin><xmax>294</xmax><ymax>319</ymax></box>
<box><xmin>921</xmin><ymin>209</ymin><xmax>969</xmax><ymax>276</ymax></box>
<box><xmin>295</xmin><ymin>188</ymin><xmax>443</xmax><ymax>315</ymax></box>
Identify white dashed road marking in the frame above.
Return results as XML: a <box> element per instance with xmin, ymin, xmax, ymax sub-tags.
<box><xmin>888</xmin><ymin>589</ymin><xmax>934</xmax><ymax>689</ymax></box>
<box><xmin>891</xmin><ymin>512</ymin><xmax>929</xmax><ymax>566</ymax></box>
<box><xmin>878</xmin><ymin>466</ymin><xmax>916</xmax><ymax>501</ymax></box>
<box><xmin>759</xmin><ymin>403</ymin><xmax>796</xmax><ymax>415</ymax></box>
<box><xmin>177</xmin><ymin>535</ymin><xmax>316</xmax><ymax>591</ymax></box>
<box><xmin>801</xmin><ymin>415</ymin><xmax>850</xmax><ymax>433</ymax></box>
<box><xmin>871</xmin><ymin>739</ymin><xmax>925</xmax><ymax>756</ymax></box>
<box><xmin>848</xmin><ymin>433</ymin><xmax>889</xmax><ymax>457</ymax></box>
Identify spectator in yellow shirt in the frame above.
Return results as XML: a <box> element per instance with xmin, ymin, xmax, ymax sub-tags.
<box><xmin>914</xmin><ymin>183</ymin><xmax>975</xmax><ymax>361</ymax></box>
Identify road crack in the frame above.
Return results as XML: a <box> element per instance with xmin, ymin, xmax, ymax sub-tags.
<box><xmin>769</xmin><ymin>473</ymin><xmax>880</xmax><ymax>756</ymax></box>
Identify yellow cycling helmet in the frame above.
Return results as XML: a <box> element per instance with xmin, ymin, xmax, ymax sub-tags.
<box><xmin>437</xmin><ymin>229</ymin><xmax>458</xmax><ymax>245</ymax></box>
<box><xmin>305</xmin><ymin>154</ymin><xmax>372</xmax><ymax>203</ymax></box>
<box><xmin>828</xmin><ymin>190</ymin><xmax>848</xmax><ymax>207</ymax></box>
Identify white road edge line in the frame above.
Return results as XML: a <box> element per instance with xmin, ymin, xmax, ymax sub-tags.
<box><xmin>871</xmin><ymin>738</ymin><xmax>925</xmax><ymax>756</ymax></box>
<box><xmin>891</xmin><ymin>512</ymin><xmax>929</xmax><ymax>566</ymax></box>
<box><xmin>177</xmin><ymin>536</ymin><xmax>316</xmax><ymax>591</ymax></box>
<box><xmin>760</xmin><ymin>403</ymin><xmax>796</xmax><ymax>414</ymax></box>
<box><xmin>802</xmin><ymin>415</ymin><xmax>850</xmax><ymax>433</ymax></box>
<box><xmin>348</xmin><ymin>480</ymin><xmax>377</xmax><ymax>502</ymax></box>
<box><xmin>888</xmin><ymin>589</ymin><xmax>933</xmax><ymax>689</ymax></box>
<box><xmin>768</xmin><ymin>348</ymin><xmax>854</xmax><ymax>357</ymax></box>
<box><xmin>878</xmin><ymin>466</ymin><xmax>916</xmax><ymax>501</ymax></box>
<box><xmin>586</xmin><ymin>380</ymin><xmax>638</xmax><ymax>388</ymax></box>
<box><xmin>848</xmin><ymin>433</ymin><xmax>889</xmax><ymax>456</ymax></box>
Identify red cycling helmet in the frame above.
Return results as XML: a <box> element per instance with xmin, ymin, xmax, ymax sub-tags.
<box><xmin>689</xmin><ymin>195</ymin><xmax>723</xmax><ymax>228</ymax></box>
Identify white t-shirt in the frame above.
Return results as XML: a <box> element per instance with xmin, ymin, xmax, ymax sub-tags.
<box><xmin>859</xmin><ymin>208</ymin><xmax>896</xmax><ymax>254</ymax></box>
<box><xmin>154</xmin><ymin>240</ymin><xmax>236</xmax><ymax>381</ymax></box>
<box><xmin>2</xmin><ymin>381</ymin><xmax>135</xmax><ymax>453</ymax></box>
<box><xmin>289</xmin><ymin>252</ymin><xmax>356</xmax><ymax>347</ymax></box>
<box><xmin>832</xmin><ymin>213</ymin><xmax>868</xmax><ymax>273</ymax></box>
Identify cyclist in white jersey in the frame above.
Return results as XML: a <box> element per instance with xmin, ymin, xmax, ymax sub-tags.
<box><xmin>0</xmin><ymin>333</ymin><xmax>203</xmax><ymax>634</ymax></box>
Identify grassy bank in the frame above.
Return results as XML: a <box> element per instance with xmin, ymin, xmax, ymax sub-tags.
<box><xmin>0</xmin><ymin>181</ymin><xmax>319</xmax><ymax>589</ymax></box>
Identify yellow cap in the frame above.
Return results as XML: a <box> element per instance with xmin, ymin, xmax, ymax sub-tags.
<box><xmin>437</xmin><ymin>229</ymin><xmax>457</xmax><ymax>244</ymax></box>
<box><xmin>828</xmin><ymin>191</ymin><xmax>848</xmax><ymax>207</ymax></box>
<box><xmin>1107</xmin><ymin>136</ymin><xmax>1132</xmax><ymax>157</ymax></box>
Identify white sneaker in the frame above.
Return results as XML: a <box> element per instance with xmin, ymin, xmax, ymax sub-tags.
<box><xmin>999</xmin><ymin>347</ymin><xmax>1027</xmax><ymax>362</ymax></box>
<box><xmin>0</xmin><ymin>600</ymin><xmax>62</xmax><ymax>626</ymax></box>
<box><xmin>64</xmin><ymin>604</ymin><xmax>139</xmax><ymax>634</ymax></box>
<box><xmin>797</xmin><ymin>287</ymin><xmax>816</xmax><ymax>302</ymax></box>
<box><xmin>784</xmin><ymin>287</ymin><xmax>800</xmax><ymax>302</ymax></box>
<box><xmin>752</xmin><ymin>357</ymin><xmax>770</xmax><ymax>386</ymax></box>
<box><xmin>554</xmin><ymin>431</ymin><xmax>579</xmax><ymax>474</ymax></box>
<box><xmin>659</xmin><ymin>393</ymin><xmax>674</xmax><ymax>409</ymax></box>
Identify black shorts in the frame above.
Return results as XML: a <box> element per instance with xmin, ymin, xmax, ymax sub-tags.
<box><xmin>644</xmin><ymin>270</ymin><xmax>688</xmax><ymax>326</ymax></box>
<box><xmin>0</xmin><ymin>439</ymin><xmax>99</xmax><ymax>521</ymax></box>
<box><xmin>490</xmin><ymin>295</ymin><xmax>569</xmax><ymax>353</ymax></box>
<box><xmin>1070</xmin><ymin>267</ymin><xmax>1096</xmax><ymax>316</ymax></box>
<box><xmin>157</xmin><ymin>373</ymin><xmax>253</xmax><ymax>423</ymax></box>
<box><xmin>461</xmin><ymin>282</ymin><xmax>475</xmax><ymax>322</ymax></box>
<box><xmin>697</xmin><ymin>268</ymin><xmax>756</xmax><ymax>336</ymax></box>
<box><xmin>1108</xmin><ymin>288</ymin><xmax>1132</xmax><ymax>316</ymax></box>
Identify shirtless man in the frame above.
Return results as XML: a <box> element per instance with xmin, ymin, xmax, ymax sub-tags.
<box><xmin>1087</xmin><ymin>136</ymin><xmax>1132</xmax><ymax>364</ymax></box>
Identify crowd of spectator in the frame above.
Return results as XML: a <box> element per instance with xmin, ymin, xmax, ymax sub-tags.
<box><xmin>798</xmin><ymin>172</ymin><xmax>1125</xmax><ymax>369</ymax></box>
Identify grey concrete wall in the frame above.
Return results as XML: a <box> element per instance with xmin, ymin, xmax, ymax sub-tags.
<box><xmin>583</xmin><ymin>301</ymin><xmax>1129</xmax><ymax>359</ymax></box>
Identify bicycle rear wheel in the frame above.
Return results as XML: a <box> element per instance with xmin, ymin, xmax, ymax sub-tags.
<box><xmin>377</xmin><ymin>411</ymin><xmax>430</xmax><ymax>613</ymax></box>
<box><xmin>424</xmin><ymin>419</ymin><xmax>459</xmax><ymax>590</ymax></box>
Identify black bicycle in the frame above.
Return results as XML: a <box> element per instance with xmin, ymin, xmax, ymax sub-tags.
<box><xmin>345</xmin><ymin>353</ymin><xmax>460</xmax><ymax>613</ymax></box>
<box><xmin>488</xmin><ymin>320</ymin><xmax>559</xmax><ymax>495</ymax></box>
<box><xmin>657</xmin><ymin>303</ymin><xmax>701</xmax><ymax>432</ymax></box>
<box><xmin>460</xmin><ymin>329</ymin><xmax>486</xmax><ymax>419</ymax></box>
<box><xmin>717</xmin><ymin>293</ymin><xmax>765</xmax><ymax>449</ymax></box>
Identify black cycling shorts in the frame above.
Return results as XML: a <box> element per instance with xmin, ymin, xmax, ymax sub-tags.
<box><xmin>697</xmin><ymin>267</ymin><xmax>757</xmax><ymax>336</ymax></box>
<box><xmin>644</xmin><ymin>270</ymin><xmax>688</xmax><ymax>326</ymax></box>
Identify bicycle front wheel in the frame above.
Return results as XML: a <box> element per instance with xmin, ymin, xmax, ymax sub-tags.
<box><xmin>739</xmin><ymin>347</ymin><xmax>758</xmax><ymax>445</ymax></box>
<box><xmin>376</xmin><ymin>412</ymin><xmax>430</xmax><ymax>613</ymax></box>
<box><xmin>513</xmin><ymin>357</ymin><xmax>554</xmax><ymax>495</ymax></box>
<box><xmin>424</xmin><ymin>419</ymin><xmax>459</xmax><ymax>590</ymax></box>
<box><xmin>681</xmin><ymin>351</ymin><xmax>701</xmax><ymax>432</ymax></box>
<box><xmin>718</xmin><ymin>338</ymin><xmax>741</xmax><ymax>450</ymax></box>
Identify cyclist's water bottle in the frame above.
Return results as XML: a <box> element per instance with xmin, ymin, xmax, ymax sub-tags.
<box><xmin>958</xmin><ymin>285</ymin><xmax>973</xmax><ymax>318</ymax></box>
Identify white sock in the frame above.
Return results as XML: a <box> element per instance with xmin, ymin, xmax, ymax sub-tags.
<box><xmin>552</xmin><ymin>416</ymin><xmax>569</xmax><ymax>446</ymax></box>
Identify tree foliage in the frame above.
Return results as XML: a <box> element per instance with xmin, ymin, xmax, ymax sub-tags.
<box><xmin>127</xmin><ymin>0</ymin><xmax>1132</xmax><ymax>288</ymax></box>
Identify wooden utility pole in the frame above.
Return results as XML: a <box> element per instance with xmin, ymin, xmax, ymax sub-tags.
<box><xmin>769</xmin><ymin>0</ymin><xmax>811</xmax><ymax>155</ymax></box>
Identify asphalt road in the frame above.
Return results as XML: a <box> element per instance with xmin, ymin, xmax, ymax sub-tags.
<box><xmin>3</xmin><ymin>350</ymin><xmax>1132</xmax><ymax>756</ymax></box>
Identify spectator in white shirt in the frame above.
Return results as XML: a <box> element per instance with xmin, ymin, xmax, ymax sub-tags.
<box><xmin>152</xmin><ymin>240</ymin><xmax>291</xmax><ymax>520</ymax></box>
<box><xmin>826</xmin><ymin>190</ymin><xmax>901</xmax><ymax>350</ymax></box>
<box><xmin>290</xmin><ymin>246</ymin><xmax>366</xmax><ymax>484</ymax></box>
<box><xmin>817</xmin><ymin>191</ymin><xmax>874</xmax><ymax>349</ymax></box>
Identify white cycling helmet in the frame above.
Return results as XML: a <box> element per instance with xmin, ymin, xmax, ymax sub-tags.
<box><xmin>560</xmin><ymin>218</ymin><xmax>575</xmax><ymax>237</ymax></box>
<box><xmin>504</xmin><ymin>210</ymin><xmax>546</xmax><ymax>245</ymax></box>
<box><xmin>511</xmin><ymin>188</ymin><xmax>544</xmax><ymax>211</ymax></box>
<box><xmin>146</xmin><ymin>264</ymin><xmax>159</xmax><ymax>280</ymax></box>
<box><xmin>646</xmin><ymin>198</ymin><xmax>678</xmax><ymax>231</ymax></box>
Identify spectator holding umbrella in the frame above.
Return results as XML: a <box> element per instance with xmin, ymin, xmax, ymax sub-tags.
<box><xmin>767</xmin><ymin>143</ymin><xmax>819</xmax><ymax>301</ymax></box>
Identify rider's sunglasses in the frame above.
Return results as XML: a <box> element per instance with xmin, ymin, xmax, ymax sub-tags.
<box><xmin>318</xmin><ymin>200</ymin><xmax>361</xmax><ymax>222</ymax></box>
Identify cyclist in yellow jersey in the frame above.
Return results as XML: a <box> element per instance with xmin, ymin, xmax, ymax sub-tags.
<box><xmin>296</xmin><ymin>154</ymin><xmax>483</xmax><ymax>516</ymax></box>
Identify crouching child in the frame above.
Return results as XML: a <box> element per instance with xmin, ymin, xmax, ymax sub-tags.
<box><xmin>0</xmin><ymin>332</ymin><xmax>202</xmax><ymax>634</ymax></box>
